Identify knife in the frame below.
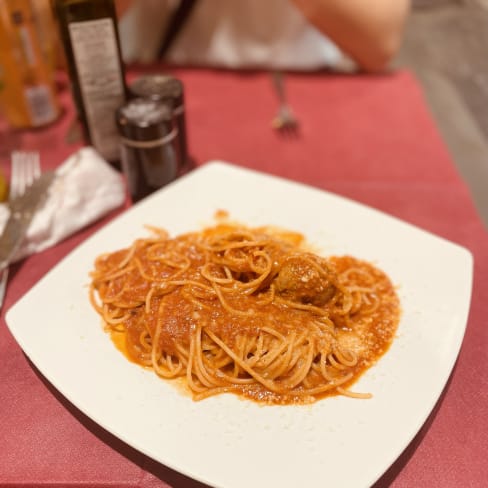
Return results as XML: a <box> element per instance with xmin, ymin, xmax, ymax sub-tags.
<box><xmin>0</xmin><ymin>171</ymin><xmax>56</xmax><ymax>270</ymax></box>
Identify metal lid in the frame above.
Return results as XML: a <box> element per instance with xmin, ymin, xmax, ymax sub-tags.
<box><xmin>116</xmin><ymin>98</ymin><xmax>174</xmax><ymax>142</ymax></box>
<box><xmin>129</xmin><ymin>75</ymin><xmax>183</xmax><ymax>106</ymax></box>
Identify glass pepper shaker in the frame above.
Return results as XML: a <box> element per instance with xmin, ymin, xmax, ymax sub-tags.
<box><xmin>116</xmin><ymin>97</ymin><xmax>179</xmax><ymax>202</ymax></box>
<box><xmin>129</xmin><ymin>74</ymin><xmax>192</xmax><ymax>174</ymax></box>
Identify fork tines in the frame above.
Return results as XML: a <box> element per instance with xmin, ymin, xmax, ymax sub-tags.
<box><xmin>10</xmin><ymin>151</ymin><xmax>41</xmax><ymax>199</ymax></box>
<box><xmin>271</xmin><ymin>71</ymin><xmax>299</xmax><ymax>135</ymax></box>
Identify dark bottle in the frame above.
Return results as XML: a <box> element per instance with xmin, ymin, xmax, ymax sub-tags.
<box><xmin>53</xmin><ymin>0</ymin><xmax>127</xmax><ymax>163</ymax></box>
<box><xmin>116</xmin><ymin>98</ymin><xmax>179</xmax><ymax>202</ymax></box>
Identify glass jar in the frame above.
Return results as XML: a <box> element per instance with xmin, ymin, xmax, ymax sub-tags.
<box><xmin>116</xmin><ymin>97</ymin><xmax>179</xmax><ymax>202</ymax></box>
<box><xmin>129</xmin><ymin>74</ymin><xmax>192</xmax><ymax>174</ymax></box>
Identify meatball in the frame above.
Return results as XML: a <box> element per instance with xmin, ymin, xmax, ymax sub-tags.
<box><xmin>274</xmin><ymin>253</ymin><xmax>337</xmax><ymax>306</ymax></box>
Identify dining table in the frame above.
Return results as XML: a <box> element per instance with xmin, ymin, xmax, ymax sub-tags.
<box><xmin>0</xmin><ymin>66</ymin><xmax>487</xmax><ymax>488</ymax></box>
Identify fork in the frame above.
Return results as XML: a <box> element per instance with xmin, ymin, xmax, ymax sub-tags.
<box><xmin>0</xmin><ymin>151</ymin><xmax>41</xmax><ymax>310</ymax></box>
<box><xmin>271</xmin><ymin>71</ymin><xmax>299</xmax><ymax>133</ymax></box>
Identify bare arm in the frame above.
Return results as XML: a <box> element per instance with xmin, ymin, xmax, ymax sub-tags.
<box><xmin>291</xmin><ymin>0</ymin><xmax>411</xmax><ymax>72</ymax></box>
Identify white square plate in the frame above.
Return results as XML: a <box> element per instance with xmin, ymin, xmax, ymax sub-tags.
<box><xmin>6</xmin><ymin>162</ymin><xmax>473</xmax><ymax>488</ymax></box>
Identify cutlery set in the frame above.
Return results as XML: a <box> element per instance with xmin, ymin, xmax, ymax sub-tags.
<box><xmin>0</xmin><ymin>152</ymin><xmax>54</xmax><ymax>310</ymax></box>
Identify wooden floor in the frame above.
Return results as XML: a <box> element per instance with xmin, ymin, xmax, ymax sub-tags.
<box><xmin>396</xmin><ymin>0</ymin><xmax>488</xmax><ymax>227</ymax></box>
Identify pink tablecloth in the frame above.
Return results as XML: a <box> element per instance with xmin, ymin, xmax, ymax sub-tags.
<box><xmin>1</xmin><ymin>68</ymin><xmax>487</xmax><ymax>487</ymax></box>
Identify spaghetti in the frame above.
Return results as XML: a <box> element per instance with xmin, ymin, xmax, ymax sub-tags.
<box><xmin>89</xmin><ymin>222</ymin><xmax>400</xmax><ymax>404</ymax></box>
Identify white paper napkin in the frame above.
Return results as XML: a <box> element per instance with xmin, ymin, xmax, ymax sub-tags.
<box><xmin>0</xmin><ymin>147</ymin><xmax>126</xmax><ymax>263</ymax></box>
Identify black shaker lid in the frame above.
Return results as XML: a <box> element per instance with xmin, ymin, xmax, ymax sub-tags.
<box><xmin>116</xmin><ymin>98</ymin><xmax>174</xmax><ymax>142</ymax></box>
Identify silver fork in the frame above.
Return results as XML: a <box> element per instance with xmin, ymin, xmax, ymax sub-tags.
<box><xmin>0</xmin><ymin>151</ymin><xmax>41</xmax><ymax>310</ymax></box>
<box><xmin>271</xmin><ymin>71</ymin><xmax>299</xmax><ymax>133</ymax></box>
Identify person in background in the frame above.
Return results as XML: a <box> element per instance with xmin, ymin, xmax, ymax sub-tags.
<box><xmin>115</xmin><ymin>0</ymin><xmax>410</xmax><ymax>73</ymax></box>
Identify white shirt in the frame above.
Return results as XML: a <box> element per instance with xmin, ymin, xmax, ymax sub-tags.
<box><xmin>119</xmin><ymin>0</ymin><xmax>354</xmax><ymax>71</ymax></box>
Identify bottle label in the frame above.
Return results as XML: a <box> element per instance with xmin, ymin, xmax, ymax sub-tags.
<box><xmin>24</xmin><ymin>85</ymin><xmax>57</xmax><ymax>126</ymax></box>
<box><xmin>68</xmin><ymin>18</ymin><xmax>125</xmax><ymax>161</ymax></box>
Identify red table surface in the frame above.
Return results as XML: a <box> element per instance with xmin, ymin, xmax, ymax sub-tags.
<box><xmin>1</xmin><ymin>68</ymin><xmax>487</xmax><ymax>487</ymax></box>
